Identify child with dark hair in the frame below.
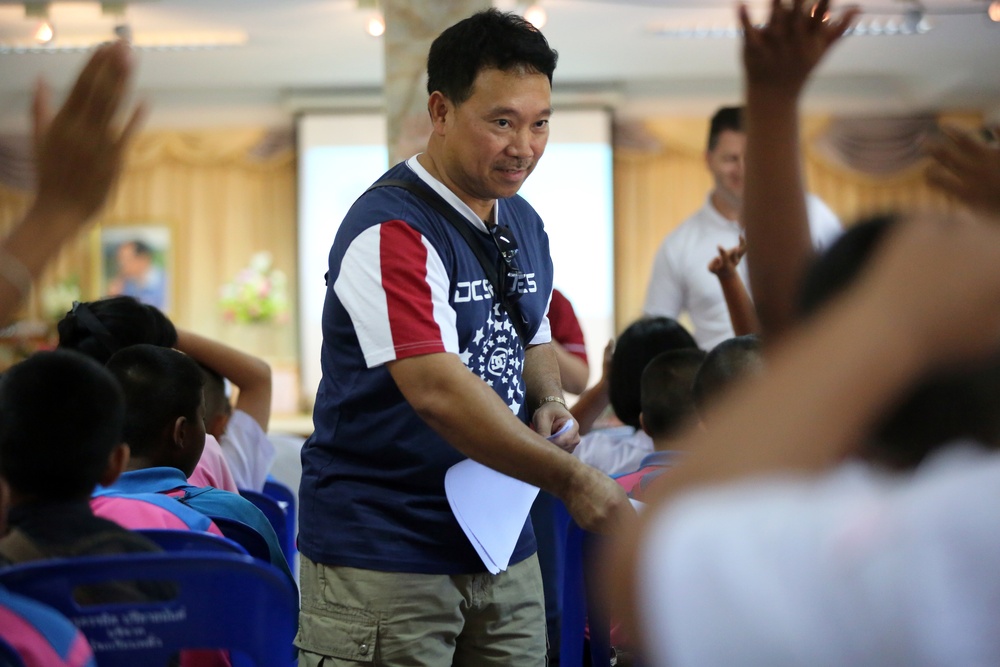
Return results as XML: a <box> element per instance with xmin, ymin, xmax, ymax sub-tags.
<box><xmin>175</xmin><ymin>329</ymin><xmax>275</xmax><ymax>492</ymax></box>
<box><xmin>614</xmin><ymin>349</ymin><xmax>706</xmax><ymax>500</ymax></box>
<box><xmin>692</xmin><ymin>334</ymin><xmax>764</xmax><ymax>418</ymax></box>
<box><xmin>57</xmin><ymin>296</ymin><xmax>176</xmax><ymax>365</ymax></box>
<box><xmin>101</xmin><ymin>345</ymin><xmax>294</xmax><ymax>583</ymax></box>
<box><xmin>573</xmin><ymin>317</ymin><xmax>699</xmax><ymax>475</ymax></box>
<box><xmin>0</xmin><ymin>351</ymin><xmax>158</xmax><ymax>565</ymax></box>
<box><xmin>59</xmin><ymin>297</ymin><xmax>275</xmax><ymax>492</ymax></box>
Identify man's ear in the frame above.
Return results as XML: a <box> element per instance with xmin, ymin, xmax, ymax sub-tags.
<box><xmin>427</xmin><ymin>91</ymin><xmax>452</xmax><ymax>134</ymax></box>
<box><xmin>100</xmin><ymin>443</ymin><xmax>130</xmax><ymax>487</ymax></box>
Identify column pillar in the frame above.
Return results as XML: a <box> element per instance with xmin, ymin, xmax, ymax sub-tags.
<box><xmin>382</xmin><ymin>0</ymin><xmax>490</xmax><ymax>164</ymax></box>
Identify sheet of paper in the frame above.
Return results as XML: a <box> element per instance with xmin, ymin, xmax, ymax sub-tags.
<box><xmin>445</xmin><ymin>459</ymin><xmax>539</xmax><ymax>574</ymax></box>
<box><xmin>445</xmin><ymin>419</ymin><xmax>574</xmax><ymax>573</ymax></box>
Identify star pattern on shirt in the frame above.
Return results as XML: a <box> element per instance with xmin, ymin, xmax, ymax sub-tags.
<box><xmin>458</xmin><ymin>304</ymin><xmax>525</xmax><ymax>413</ymax></box>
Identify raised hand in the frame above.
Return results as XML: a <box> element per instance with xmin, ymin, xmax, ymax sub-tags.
<box><xmin>32</xmin><ymin>39</ymin><xmax>145</xmax><ymax>226</ymax></box>
<box><xmin>740</xmin><ymin>0</ymin><xmax>859</xmax><ymax>95</ymax></box>
<box><xmin>925</xmin><ymin>126</ymin><xmax>1000</xmax><ymax>218</ymax></box>
<box><xmin>708</xmin><ymin>236</ymin><xmax>747</xmax><ymax>279</ymax></box>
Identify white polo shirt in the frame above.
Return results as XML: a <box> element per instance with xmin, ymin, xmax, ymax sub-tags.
<box><xmin>643</xmin><ymin>194</ymin><xmax>842</xmax><ymax>350</ymax></box>
<box><xmin>638</xmin><ymin>443</ymin><xmax>1000</xmax><ymax>667</ymax></box>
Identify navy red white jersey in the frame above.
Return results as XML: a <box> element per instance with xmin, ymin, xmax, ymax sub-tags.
<box><xmin>299</xmin><ymin>157</ymin><xmax>555</xmax><ymax>574</ymax></box>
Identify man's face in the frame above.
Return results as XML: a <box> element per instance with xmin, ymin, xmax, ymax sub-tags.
<box><xmin>116</xmin><ymin>243</ymin><xmax>140</xmax><ymax>278</ymax></box>
<box><xmin>706</xmin><ymin>129</ymin><xmax>746</xmax><ymax>210</ymax></box>
<box><xmin>437</xmin><ymin>67</ymin><xmax>552</xmax><ymax>213</ymax></box>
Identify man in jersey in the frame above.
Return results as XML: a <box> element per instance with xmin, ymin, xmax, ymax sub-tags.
<box><xmin>296</xmin><ymin>9</ymin><xmax>631</xmax><ymax>666</ymax></box>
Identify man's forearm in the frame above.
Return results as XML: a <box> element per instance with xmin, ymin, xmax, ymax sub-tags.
<box><xmin>389</xmin><ymin>352</ymin><xmax>574</xmax><ymax>492</ymax></box>
<box><xmin>522</xmin><ymin>342</ymin><xmax>565</xmax><ymax>410</ymax></box>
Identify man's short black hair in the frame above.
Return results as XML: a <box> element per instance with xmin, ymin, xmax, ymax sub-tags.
<box><xmin>57</xmin><ymin>296</ymin><xmax>177</xmax><ymax>365</ymax></box>
<box><xmin>708</xmin><ymin>106</ymin><xmax>745</xmax><ymax>151</ymax></box>
<box><xmin>640</xmin><ymin>349</ymin><xmax>706</xmax><ymax>440</ymax></box>
<box><xmin>693</xmin><ymin>335</ymin><xmax>764</xmax><ymax>414</ymax></box>
<box><xmin>105</xmin><ymin>345</ymin><xmax>204</xmax><ymax>459</ymax></box>
<box><xmin>799</xmin><ymin>215</ymin><xmax>1000</xmax><ymax>469</ymax></box>
<box><xmin>0</xmin><ymin>350</ymin><xmax>124</xmax><ymax>501</ymax></box>
<box><xmin>427</xmin><ymin>8</ymin><xmax>558</xmax><ymax>105</ymax></box>
<box><xmin>609</xmin><ymin>317</ymin><xmax>699</xmax><ymax>429</ymax></box>
<box><xmin>128</xmin><ymin>240</ymin><xmax>154</xmax><ymax>257</ymax></box>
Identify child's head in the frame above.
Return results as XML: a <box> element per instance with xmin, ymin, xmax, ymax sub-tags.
<box><xmin>200</xmin><ymin>365</ymin><xmax>232</xmax><ymax>439</ymax></box>
<box><xmin>640</xmin><ymin>349</ymin><xmax>706</xmax><ymax>445</ymax></box>
<box><xmin>0</xmin><ymin>350</ymin><xmax>126</xmax><ymax>502</ymax></box>
<box><xmin>799</xmin><ymin>215</ymin><xmax>1000</xmax><ymax>469</ymax></box>
<box><xmin>57</xmin><ymin>296</ymin><xmax>177</xmax><ymax>365</ymax></box>
<box><xmin>610</xmin><ymin>317</ymin><xmax>698</xmax><ymax>429</ymax></box>
<box><xmin>693</xmin><ymin>335</ymin><xmax>764</xmax><ymax>419</ymax></box>
<box><xmin>105</xmin><ymin>344</ymin><xmax>206</xmax><ymax>477</ymax></box>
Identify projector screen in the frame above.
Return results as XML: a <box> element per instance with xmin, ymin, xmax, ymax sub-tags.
<box><xmin>296</xmin><ymin>109</ymin><xmax>613</xmax><ymax>407</ymax></box>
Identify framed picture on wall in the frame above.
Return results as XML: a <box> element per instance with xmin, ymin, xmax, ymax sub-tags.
<box><xmin>94</xmin><ymin>224</ymin><xmax>173</xmax><ymax>314</ymax></box>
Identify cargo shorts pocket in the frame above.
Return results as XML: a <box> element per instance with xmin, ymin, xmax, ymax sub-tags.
<box><xmin>296</xmin><ymin>604</ymin><xmax>379</xmax><ymax>663</ymax></box>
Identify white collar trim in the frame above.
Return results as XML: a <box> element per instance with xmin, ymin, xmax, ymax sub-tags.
<box><xmin>406</xmin><ymin>155</ymin><xmax>496</xmax><ymax>233</ymax></box>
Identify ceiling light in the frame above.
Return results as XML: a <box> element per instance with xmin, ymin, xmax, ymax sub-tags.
<box><xmin>989</xmin><ymin>1</ymin><xmax>1000</xmax><ymax>22</ymax></box>
<box><xmin>366</xmin><ymin>13</ymin><xmax>385</xmax><ymax>37</ymax></box>
<box><xmin>524</xmin><ymin>4</ymin><xmax>547</xmax><ymax>29</ymax></box>
<box><xmin>33</xmin><ymin>19</ymin><xmax>54</xmax><ymax>45</ymax></box>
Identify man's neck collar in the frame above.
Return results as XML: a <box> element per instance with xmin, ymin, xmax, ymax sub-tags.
<box><xmin>409</xmin><ymin>154</ymin><xmax>495</xmax><ymax>232</ymax></box>
<box><xmin>709</xmin><ymin>190</ymin><xmax>742</xmax><ymax>224</ymax></box>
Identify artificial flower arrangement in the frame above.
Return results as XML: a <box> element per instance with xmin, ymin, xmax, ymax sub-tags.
<box><xmin>219</xmin><ymin>252</ymin><xmax>289</xmax><ymax>324</ymax></box>
<box><xmin>41</xmin><ymin>277</ymin><xmax>81</xmax><ymax>323</ymax></box>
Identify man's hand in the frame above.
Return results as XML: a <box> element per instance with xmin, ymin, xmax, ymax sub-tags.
<box><xmin>925</xmin><ymin>125</ymin><xmax>1000</xmax><ymax>218</ymax></box>
<box><xmin>560</xmin><ymin>463</ymin><xmax>635</xmax><ymax>536</ymax></box>
<box><xmin>707</xmin><ymin>236</ymin><xmax>747</xmax><ymax>279</ymax></box>
<box><xmin>531</xmin><ymin>400</ymin><xmax>580</xmax><ymax>453</ymax></box>
<box><xmin>740</xmin><ymin>0</ymin><xmax>859</xmax><ymax>96</ymax></box>
<box><xmin>31</xmin><ymin>39</ymin><xmax>145</xmax><ymax>227</ymax></box>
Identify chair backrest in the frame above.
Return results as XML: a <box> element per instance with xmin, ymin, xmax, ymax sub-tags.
<box><xmin>262</xmin><ymin>478</ymin><xmax>297</xmax><ymax>549</ymax></box>
<box><xmin>207</xmin><ymin>517</ymin><xmax>272</xmax><ymax>563</ymax></box>
<box><xmin>239</xmin><ymin>489</ymin><xmax>294</xmax><ymax>566</ymax></box>
<box><xmin>135</xmin><ymin>529</ymin><xmax>248</xmax><ymax>555</ymax></box>
<box><xmin>0</xmin><ymin>552</ymin><xmax>298</xmax><ymax>667</ymax></box>
<box><xmin>557</xmin><ymin>502</ymin><xmax>612</xmax><ymax>667</ymax></box>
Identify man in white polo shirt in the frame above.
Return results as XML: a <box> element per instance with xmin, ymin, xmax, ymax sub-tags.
<box><xmin>643</xmin><ymin>106</ymin><xmax>841</xmax><ymax>350</ymax></box>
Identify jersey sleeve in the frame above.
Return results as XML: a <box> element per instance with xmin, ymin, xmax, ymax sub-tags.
<box><xmin>547</xmin><ymin>289</ymin><xmax>587</xmax><ymax>363</ymax></box>
<box><xmin>528</xmin><ymin>288</ymin><xmax>553</xmax><ymax>346</ymax></box>
<box><xmin>335</xmin><ymin>219</ymin><xmax>459</xmax><ymax>368</ymax></box>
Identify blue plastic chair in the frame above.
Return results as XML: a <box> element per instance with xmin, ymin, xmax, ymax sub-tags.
<box><xmin>263</xmin><ymin>478</ymin><xmax>297</xmax><ymax>551</ymax></box>
<box><xmin>239</xmin><ymin>489</ymin><xmax>294</xmax><ymax>567</ymax></box>
<box><xmin>208</xmin><ymin>516</ymin><xmax>272</xmax><ymax>563</ymax></box>
<box><xmin>135</xmin><ymin>529</ymin><xmax>248</xmax><ymax>555</ymax></box>
<box><xmin>0</xmin><ymin>552</ymin><xmax>298</xmax><ymax>667</ymax></box>
<box><xmin>557</xmin><ymin>502</ymin><xmax>612</xmax><ymax>667</ymax></box>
